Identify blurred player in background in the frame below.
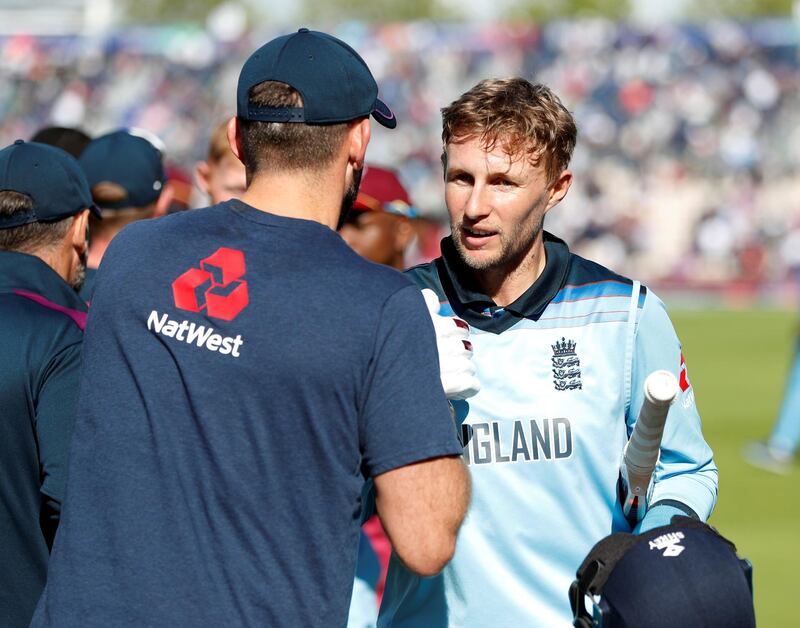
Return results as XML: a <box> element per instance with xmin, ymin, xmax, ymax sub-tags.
<box><xmin>744</xmin><ymin>340</ymin><xmax>800</xmax><ymax>474</ymax></box>
<box><xmin>0</xmin><ymin>141</ymin><xmax>96</xmax><ymax>627</ymax></box>
<box><xmin>195</xmin><ymin>120</ymin><xmax>247</xmax><ymax>205</ymax></box>
<box><xmin>78</xmin><ymin>129</ymin><xmax>170</xmax><ymax>301</ymax></box>
<box><xmin>341</xmin><ymin>164</ymin><xmax>420</xmax><ymax>628</ymax></box>
<box><xmin>32</xmin><ymin>29</ymin><xmax>469</xmax><ymax>627</ymax></box>
<box><xmin>340</xmin><ymin>164</ymin><xmax>417</xmax><ymax>270</ymax></box>
<box><xmin>379</xmin><ymin>78</ymin><xmax>718</xmax><ymax>627</ymax></box>
<box><xmin>30</xmin><ymin>127</ymin><xmax>91</xmax><ymax>159</ymax></box>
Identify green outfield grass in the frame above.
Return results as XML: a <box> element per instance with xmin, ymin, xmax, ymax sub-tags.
<box><xmin>669</xmin><ymin>308</ymin><xmax>799</xmax><ymax>627</ymax></box>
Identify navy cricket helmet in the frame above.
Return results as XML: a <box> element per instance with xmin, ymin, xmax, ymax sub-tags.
<box><xmin>569</xmin><ymin>516</ymin><xmax>755</xmax><ymax>628</ymax></box>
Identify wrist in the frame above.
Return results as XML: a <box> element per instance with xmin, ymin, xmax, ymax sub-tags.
<box><xmin>634</xmin><ymin>501</ymin><xmax>697</xmax><ymax>534</ymax></box>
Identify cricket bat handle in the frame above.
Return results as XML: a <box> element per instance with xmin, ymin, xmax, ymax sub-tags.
<box><xmin>620</xmin><ymin>370</ymin><xmax>679</xmax><ymax>525</ymax></box>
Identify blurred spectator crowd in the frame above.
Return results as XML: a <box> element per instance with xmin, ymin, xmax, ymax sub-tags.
<box><xmin>2</xmin><ymin>18</ymin><xmax>799</xmax><ymax>289</ymax></box>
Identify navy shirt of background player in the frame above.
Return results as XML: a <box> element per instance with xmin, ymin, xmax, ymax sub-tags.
<box><xmin>0</xmin><ymin>251</ymin><xmax>87</xmax><ymax>627</ymax></box>
<box><xmin>32</xmin><ymin>199</ymin><xmax>461</xmax><ymax>628</ymax></box>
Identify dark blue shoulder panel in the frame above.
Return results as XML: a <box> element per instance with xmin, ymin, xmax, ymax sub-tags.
<box><xmin>554</xmin><ymin>254</ymin><xmax>647</xmax><ymax>306</ymax></box>
<box><xmin>404</xmin><ymin>260</ymin><xmax>445</xmax><ymax>297</ymax></box>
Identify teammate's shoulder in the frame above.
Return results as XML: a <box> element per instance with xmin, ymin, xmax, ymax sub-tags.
<box><xmin>557</xmin><ymin>251</ymin><xmax>648</xmax><ymax>302</ymax></box>
<box><xmin>353</xmin><ymin>255</ymin><xmax>417</xmax><ymax>296</ymax></box>
<box><xmin>0</xmin><ymin>293</ymin><xmax>85</xmax><ymax>345</ymax></box>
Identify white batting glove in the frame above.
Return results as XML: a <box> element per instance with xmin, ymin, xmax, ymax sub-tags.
<box><xmin>421</xmin><ymin>288</ymin><xmax>481</xmax><ymax>400</ymax></box>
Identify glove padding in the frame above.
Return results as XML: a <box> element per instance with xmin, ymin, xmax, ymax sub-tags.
<box><xmin>421</xmin><ymin>288</ymin><xmax>480</xmax><ymax>400</ymax></box>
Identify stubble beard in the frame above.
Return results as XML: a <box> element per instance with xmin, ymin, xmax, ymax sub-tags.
<box><xmin>451</xmin><ymin>211</ymin><xmax>545</xmax><ymax>275</ymax></box>
<box><xmin>71</xmin><ymin>248</ymin><xmax>87</xmax><ymax>293</ymax></box>
<box><xmin>336</xmin><ymin>167</ymin><xmax>363</xmax><ymax>231</ymax></box>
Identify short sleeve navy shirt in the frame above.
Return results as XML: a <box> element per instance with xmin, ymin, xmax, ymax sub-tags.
<box><xmin>32</xmin><ymin>200</ymin><xmax>461</xmax><ymax>627</ymax></box>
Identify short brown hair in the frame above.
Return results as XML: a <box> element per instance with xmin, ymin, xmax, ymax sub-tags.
<box><xmin>0</xmin><ymin>191</ymin><xmax>71</xmax><ymax>252</ymax></box>
<box><xmin>238</xmin><ymin>81</ymin><xmax>349</xmax><ymax>177</ymax></box>
<box><xmin>441</xmin><ymin>78</ymin><xmax>577</xmax><ymax>183</ymax></box>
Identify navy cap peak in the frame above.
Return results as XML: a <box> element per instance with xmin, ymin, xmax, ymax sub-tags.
<box><xmin>237</xmin><ymin>29</ymin><xmax>396</xmax><ymax>129</ymax></box>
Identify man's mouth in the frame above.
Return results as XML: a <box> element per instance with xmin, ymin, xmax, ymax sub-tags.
<box><xmin>462</xmin><ymin>225</ymin><xmax>498</xmax><ymax>246</ymax></box>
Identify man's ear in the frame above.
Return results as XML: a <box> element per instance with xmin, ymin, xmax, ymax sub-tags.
<box><xmin>227</xmin><ymin>116</ymin><xmax>244</xmax><ymax>164</ymax></box>
<box><xmin>347</xmin><ymin>118</ymin><xmax>371</xmax><ymax>169</ymax></box>
<box><xmin>545</xmin><ymin>170</ymin><xmax>573</xmax><ymax>213</ymax></box>
<box><xmin>195</xmin><ymin>161</ymin><xmax>211</xmax><ymax>195</ymax></box>
<box><xmin>70</xmin><ymin>209</ymin><xmax>91</xmax><ymax>253</ymax></box>
<box><xmin>153</xmin><ymin>185</ymin><xmax>175</xmax><ymax>218</ymax></box>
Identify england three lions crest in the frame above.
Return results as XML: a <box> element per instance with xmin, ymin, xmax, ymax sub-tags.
<box><xmin>552</xmin><ymin>337</ymin><xmax>582</xmax><ymax>391</ymax></box>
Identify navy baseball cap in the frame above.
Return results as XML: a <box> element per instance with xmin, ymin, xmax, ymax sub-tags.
<box><xmin>237</xmin><ymin>28</ymin><xmax>396</xmax><ymax>129</ymax></box>
<box><xmin>0</xmin><ymin>140</ymin><xmax>99</xmax><ymax>229</ymax></box>
<box><xmin>79</xmin><ymin>129</ymin><xmax>167</xmax><ymax>210</ymax></box>
<box><xmin>570</xmin><ymin>517</ymin><xmax>755</xmax><ymax>628</ymax></box>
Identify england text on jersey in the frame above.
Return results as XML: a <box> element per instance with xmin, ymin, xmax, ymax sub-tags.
<box><xmin>461</xmin><ymin>418</ymin><xmax>573</xmax><ymax>465</ymax></box>
<box><xmin>147</xmin><ymin>310</ymin><xmax>244</xmax><ymax>357</ymax></box>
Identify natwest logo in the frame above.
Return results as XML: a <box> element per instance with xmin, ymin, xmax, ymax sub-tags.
<box><xmin>172</xmin><ymin>247</ymin><xmax>249</xmax><ymax>321</ymax></box>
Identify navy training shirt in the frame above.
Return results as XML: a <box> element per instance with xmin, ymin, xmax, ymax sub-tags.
<box><xmin>0</xmin><ymin>251</ymin><xmax>86</xmax><ymax>627</ymax></box>
<box><xmin>32</xmin><ymin>199</ymin><xmax>462</xmax><ymax>627</ymax></box>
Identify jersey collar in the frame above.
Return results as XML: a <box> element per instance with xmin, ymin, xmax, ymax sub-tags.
<box><xmin>0</xmin><ymin>250</ymin><xmax>88</xmax><ymax>313</ymax></box>
<box><xmin>437</xmin><ymin>231</ymin><xmax>571</xmax><ymax>330</ymax></box>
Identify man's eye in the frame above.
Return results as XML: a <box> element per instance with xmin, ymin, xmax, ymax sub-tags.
<box><xmin>450</xmin><ymin>173</ymin><xmax>472</xmax><ymax>184</ymax></box>
<box><xmin>494</xmin><ymin>178</ymin><xmax>515</xmax><ymax>187</ymax></box>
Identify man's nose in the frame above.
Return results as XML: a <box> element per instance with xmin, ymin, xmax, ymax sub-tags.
<box><xmin>463</xmin><ymin>183</ymin><xmax>490</xmax><ymax>221</ymax></box>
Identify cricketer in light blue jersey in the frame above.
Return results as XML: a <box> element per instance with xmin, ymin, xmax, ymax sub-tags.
<box><xmin>378</xmin><ymin>78</ymin><xmax>717</xmax><ymax>627</ymax></box>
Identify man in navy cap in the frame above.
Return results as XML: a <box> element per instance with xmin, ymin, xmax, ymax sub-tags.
<box><xmin>32</xmin><ymin>29</ymin><xmax>470</xmax><ymax>628</ymax></box>
<box><xmin>0</xmin><ymin>140</ymin><xmax>97</xmax><ymax>627</ymax></box>
<box><xmin>78</xmin><ymin>128</ymin><xmax>171</xmax><ymax>301</ymax></box>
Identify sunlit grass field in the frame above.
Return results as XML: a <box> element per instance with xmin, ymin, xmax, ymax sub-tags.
<box><xmin>669</xmin><ymin>308</ymin><xmax>798</xmax><ymax>627</ymax></box>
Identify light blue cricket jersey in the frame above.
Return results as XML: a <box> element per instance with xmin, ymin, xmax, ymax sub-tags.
<box><xmin>378</xmin><ymin>233</ymin><xmax>718</xmax><ymax>627</ymax></box>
